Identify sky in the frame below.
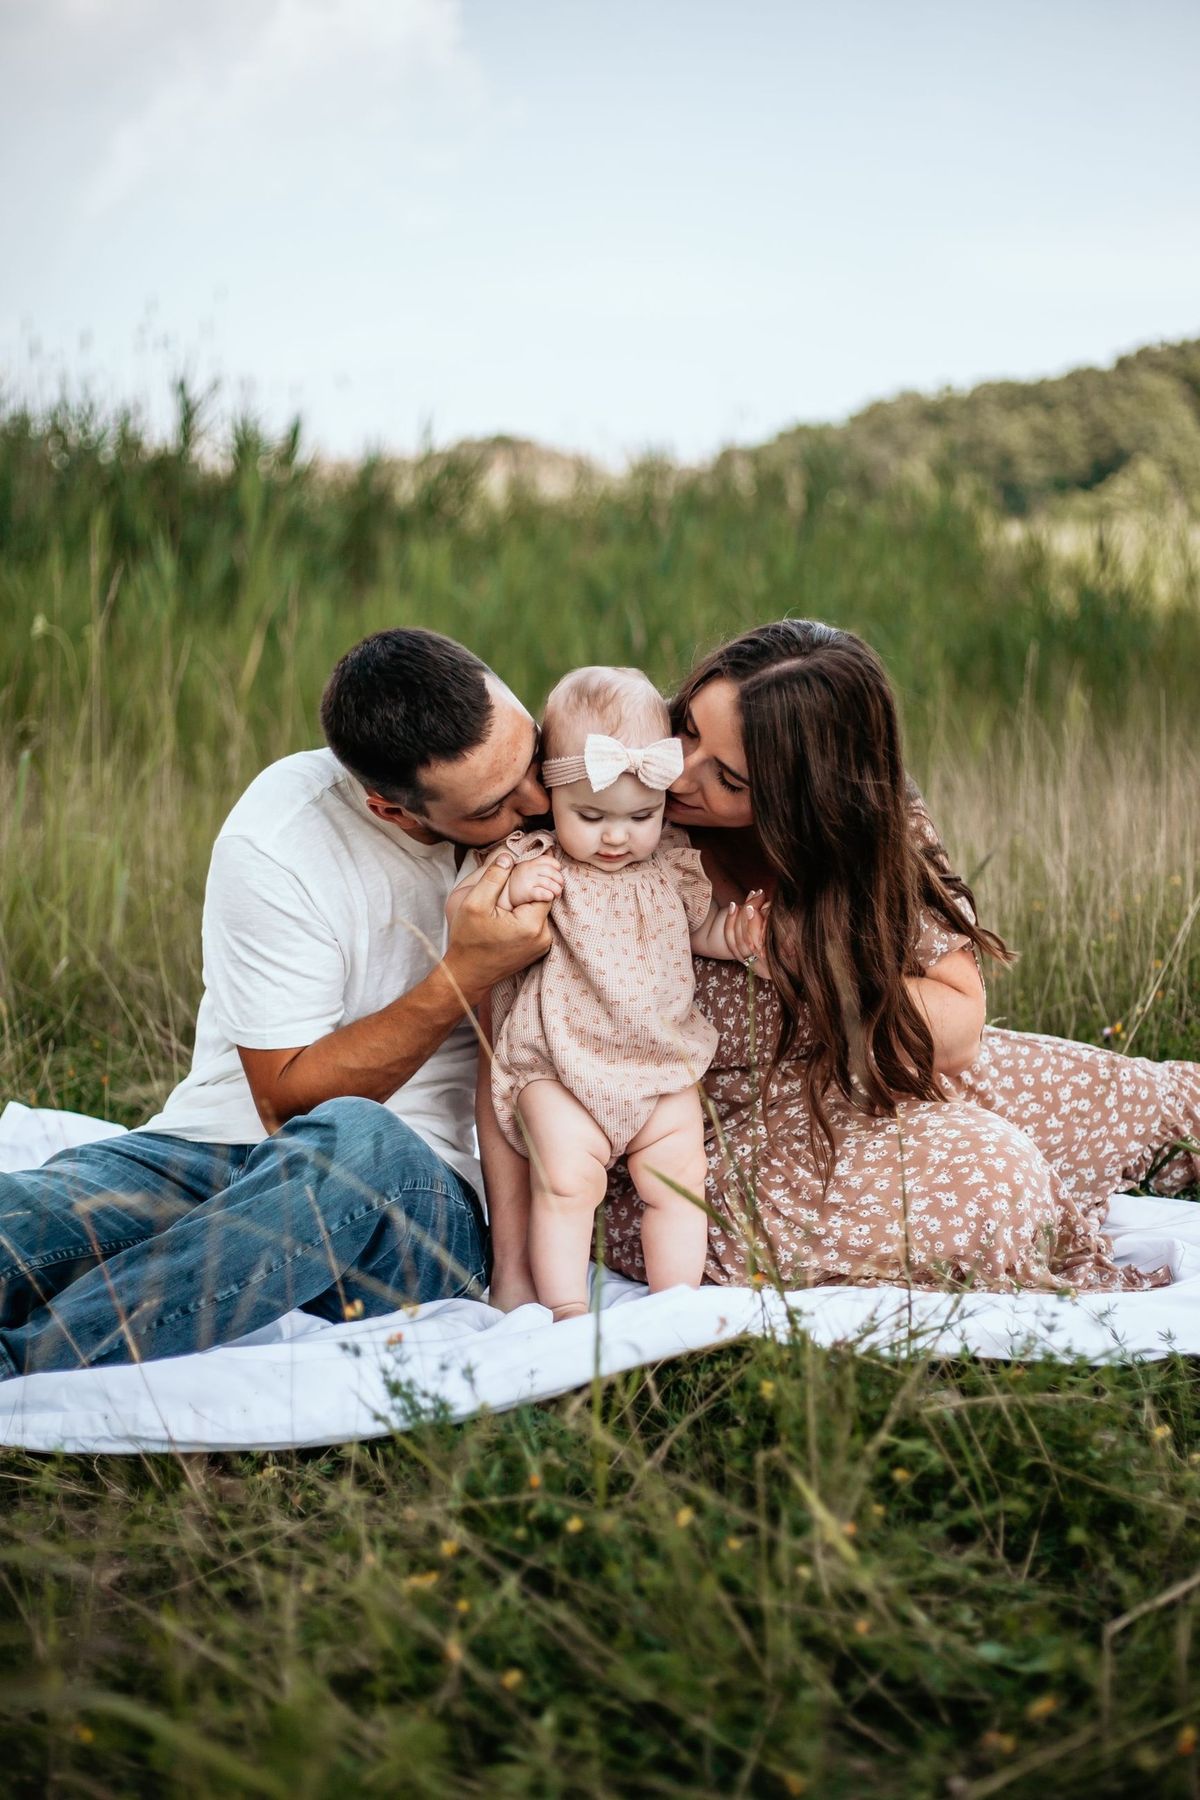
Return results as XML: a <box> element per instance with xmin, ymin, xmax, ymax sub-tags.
<box><xmin>1</xmin><ymin>0</ymin><xmax>1198</xmax><ymax>465</ymax></box>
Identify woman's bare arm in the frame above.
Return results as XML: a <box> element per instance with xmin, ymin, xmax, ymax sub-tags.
<box><xmin>905</xmin><ymin>947</ymin><xmax>986</xmax><ymax>1078</ymax></box>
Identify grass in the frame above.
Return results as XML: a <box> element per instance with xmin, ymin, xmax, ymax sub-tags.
<box><xmin>1</xmin><ymin>391</ymin><xmax>1199</xmax><ymax>1795</ymax></box>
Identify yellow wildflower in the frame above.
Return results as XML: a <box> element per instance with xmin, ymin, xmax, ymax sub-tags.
<box><xmin>980</xmin><ymin>1730</ymin><xmax>1017</xmax><ymax>1755</ymax></box>
<box><xmin>674</xmin><ymin>1506</ymin><xmax>696</xmax><ymax>1528</ymax></box>
<box><xmin>1025</xmin><ymin>1694</ymin><xmax>1059</xmax><ymax>1723</ymax></box>
<box><xmin>402</xmin><ymin>1570</ymin><xmax>440</xmax><ymax>1592</ymax></box>
<box><xmin>564</xmin><ymin>1515</ymin><xmax>584</xmax><ymax>1534</ymax></box>
<box><xmin>500</xmin><ymin>1668</ymin><xmax>524</xmax><ymax>1691</ymax></box>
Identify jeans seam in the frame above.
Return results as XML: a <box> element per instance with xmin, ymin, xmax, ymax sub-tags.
<box><xmin>1</xmin><ymin>1234</ymin><xmax>146</xmax><ymax>1281</ymax></box>
<box><xmin>448</xmin><ymin>1258</ymin><xmax>488</xmax><ymax>1301</ymax></box>
<box><xmin>135</xmin><ymin>1181</ymin><xmax>478</xmax><ymax>1339</ymax></box>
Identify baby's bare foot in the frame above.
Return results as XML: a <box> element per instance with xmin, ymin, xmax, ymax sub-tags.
<box><xmin>487</xmin><ymin>1272</ymin><xmax>541</xmax><ymax>1313</ymax></box>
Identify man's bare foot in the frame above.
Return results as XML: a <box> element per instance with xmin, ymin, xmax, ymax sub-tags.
<box><xmin>487</xmin><ymin>1271</ymin><xmax>540</xmax><ymax>1313</ymax></box>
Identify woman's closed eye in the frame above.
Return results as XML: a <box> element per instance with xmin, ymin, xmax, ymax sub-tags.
<box><xmin>684</xmin><ymin>711</ymin><xmax>745</xmax><ymax>793</ymax></box>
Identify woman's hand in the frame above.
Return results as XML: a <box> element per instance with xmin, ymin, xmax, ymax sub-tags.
<box><xmin>689</xmin><ymin>889</ymin><xmax>771</xmax><ymax>964</ymax></box>
<box><xmin>506</xmin><ymin>853</ymin><xmax>564</xmax><ymax>908</ymax></box>
<box><xmin>723</xmin><ymin>890</ymin><xmax>770</xmax><ymax>970</ymax></box>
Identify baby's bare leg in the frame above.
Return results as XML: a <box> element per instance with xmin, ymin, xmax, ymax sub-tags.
<box><xmin>516</xmin><ymin>1080</ymin><xmax>611</xmax><ymax>1323</ymax></box>
<box><xmin>625</xmin><ymin>1087</ymin><xmax>709</xmax><ymax>1291</ymax></box>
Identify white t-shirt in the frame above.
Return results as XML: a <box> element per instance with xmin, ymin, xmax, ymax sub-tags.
<box><xmin>145</xmin><ymin>749</ymin><xmax>481</xmax><ymax>1193</ymax></box>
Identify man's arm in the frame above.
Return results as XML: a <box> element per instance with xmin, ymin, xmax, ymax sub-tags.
<box><xmin>239</xmin><ymin>855</ymin><xmax>551</xmax><ymax>1131</ymax></box>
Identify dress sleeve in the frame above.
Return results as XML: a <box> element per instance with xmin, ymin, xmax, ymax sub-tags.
<box><xmin>503</xmin><ymin>828</ymin><xmax>558</xmax><ymax>864</ymax></box>
<box><xmin>907</xmin><ymin>792</ymin><xmax>976</xmax><ymax>973</ymax></box>
<box><xmin>655</xmin><ymin>824</ymin><xmax>714</xmax><ymax>931</ymax></box>
<box><xmin>451</xmin><ymin>828</ymin><xmax>558</xmax><ymax>892</ymax></box>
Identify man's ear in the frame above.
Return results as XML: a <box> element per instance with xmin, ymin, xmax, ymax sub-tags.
<box><xmin>364</xmin><ymin>791</ymin><xmax>424</xmax><ymax>829</ymax></box>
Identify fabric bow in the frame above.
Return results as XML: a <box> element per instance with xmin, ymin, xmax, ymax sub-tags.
<box><xmin>582</xmin><ymin>733</ymin><xmax>684</xmax><ymax>792</ymax></box>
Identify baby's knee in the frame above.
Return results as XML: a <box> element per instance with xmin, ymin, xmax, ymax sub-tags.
<box><xmin>530</xmin><ymin>1147</ymin><xmax>608</xmax><ymax>1210</ymax></box>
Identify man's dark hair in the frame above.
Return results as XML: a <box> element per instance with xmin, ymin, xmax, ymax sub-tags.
<box><xmin>320</xmin><ymin>628</ymin><xmax>494</xmax><ymax>809</ymax></box>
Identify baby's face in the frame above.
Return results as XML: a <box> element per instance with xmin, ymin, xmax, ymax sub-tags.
<box><xmin>551</xmin><ymin>772</ymin><xmax>666</xmax><ymax>869</ymax></box>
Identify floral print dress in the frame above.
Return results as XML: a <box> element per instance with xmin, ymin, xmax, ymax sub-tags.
<box><xmin>601</xmin><ymin>806</ymin><xmax>1195</xmax><ymax>1292</ymax></box>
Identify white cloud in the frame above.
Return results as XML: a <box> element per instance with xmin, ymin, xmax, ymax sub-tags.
<box><xmin>80</xmin><ymin>0</ymin><xmax>478</xmax><ymax>216</ymax></box>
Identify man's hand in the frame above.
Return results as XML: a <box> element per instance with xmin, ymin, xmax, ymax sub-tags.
<box><xmin>443</xmin><ymin>855</ymin><xmax>554</xmax><ymax>1008</ymax></box>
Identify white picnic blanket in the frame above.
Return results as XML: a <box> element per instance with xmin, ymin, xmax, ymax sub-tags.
<box><xmin>2</xmin><ymin>1102</ymin><xmax>1199</xmax><ymax>1454</ymax></box>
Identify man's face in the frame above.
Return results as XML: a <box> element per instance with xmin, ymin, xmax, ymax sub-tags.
<box><xmin>366</xmin><ymin>677</ymin><xmax>550</xmax><ymax>848</ymax></box>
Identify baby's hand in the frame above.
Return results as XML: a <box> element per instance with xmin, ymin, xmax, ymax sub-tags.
<box><xmin>724</xmin><ymin>890</ymin><xmax>770</xmax><ymax>971</ymax></box>
<box><xmin>506</xmin><ymin>853</ymin><xmax>564</xmax><ymax>908</ymax></box>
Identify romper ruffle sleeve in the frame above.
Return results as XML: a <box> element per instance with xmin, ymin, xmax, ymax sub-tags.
<box><xmin>654</xmin><ymin>824</ymin><xmax>714</xmax><ymax>931</ymax></box>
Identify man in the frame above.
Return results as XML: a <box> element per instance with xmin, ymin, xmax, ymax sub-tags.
<box><xmin>0</xmin><ymin>629</ymin><xmax>551</xmax><ymax>1379</ymax></box>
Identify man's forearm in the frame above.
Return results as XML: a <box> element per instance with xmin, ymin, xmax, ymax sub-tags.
<box><xmin>250</xmin><ymin>958</ymin><xmax>484</xmax><ymax>1128</ymax></box>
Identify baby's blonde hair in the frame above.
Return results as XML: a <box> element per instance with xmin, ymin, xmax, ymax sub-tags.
<box><xmin>541</xmin><ymin>666</ymin><xmax>670</xmax><ymax>760</ymax></box>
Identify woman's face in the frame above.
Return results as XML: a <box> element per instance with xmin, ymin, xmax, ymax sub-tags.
<box><xmin>664</xmin><ymin>678</ymin><xmax>755</xmax><ymax>831</ymax></box>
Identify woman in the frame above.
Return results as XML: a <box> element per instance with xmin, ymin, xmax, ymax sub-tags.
<box><xmin>603</xmin><ymin>620</ymin><xmax>1199</xmax><ymax>1292</ymax></box>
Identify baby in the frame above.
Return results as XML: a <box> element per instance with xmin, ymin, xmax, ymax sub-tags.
<box><xmin>449</xmin><ymin>666</ymin><xmax>768</xmax><ymax>1321</ymax></box>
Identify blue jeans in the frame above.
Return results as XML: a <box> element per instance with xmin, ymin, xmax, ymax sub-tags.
<box><xmin>0</xmin><ymin>1098</ymin><xmax>489</xmax><ymax>1379</ymax></box>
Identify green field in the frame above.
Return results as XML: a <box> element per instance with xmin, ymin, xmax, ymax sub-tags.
<box><xmin>2</xmin><ymin>379</ymin><xmax>1200</xmax><ymax>1796</ymax></box>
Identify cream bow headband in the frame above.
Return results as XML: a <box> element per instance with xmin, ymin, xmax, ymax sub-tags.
<box><xmin>541</xmin><ymin>732</ymin><xmax>684</xmax><ymax>793</ymax></box>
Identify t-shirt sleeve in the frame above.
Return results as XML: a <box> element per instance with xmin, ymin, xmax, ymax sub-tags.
<box><xmin>202</xmin><ymin>836</ymin><xmax>349</xmax><ymax>1049</ymax></box>
<box><xmin>656</xmin><ymin>825</ymin><xmax>714</xmax><ymax>931</ymax></box>
<box><xmin>907</xmin><ymin>794</ymin><xmax>976</xmax><ymax>973</ymax></box>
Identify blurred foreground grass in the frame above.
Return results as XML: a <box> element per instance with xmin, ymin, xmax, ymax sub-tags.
<box><xmin>1</xmin><ymin>393</ymin><xmax>1199</xmax><ymax>1795</ymax></box>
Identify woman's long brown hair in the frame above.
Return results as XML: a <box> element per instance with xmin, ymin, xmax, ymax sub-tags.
<box><xmin>673</xmin><ymin>620</ymin><xmax>1011</xmax><ymax>1175</ymax></box>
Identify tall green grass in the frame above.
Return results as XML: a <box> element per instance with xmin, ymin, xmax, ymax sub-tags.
<box><xmin>2</xmin><ymin>389</ymin><xmax>1199</xmax><ymax>1795</ymax></box>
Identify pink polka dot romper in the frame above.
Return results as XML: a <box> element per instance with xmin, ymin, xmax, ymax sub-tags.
<box><xmin>488</xmin><ymin>825</ymin><xmax>719</xmax><ymax>1168</ymax></box>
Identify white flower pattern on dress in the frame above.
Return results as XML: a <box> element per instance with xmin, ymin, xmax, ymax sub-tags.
<box><xmin>601</xmin><ymin>802</ymin><xmax>1190</xmax><ymax>1292</ymax></box>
